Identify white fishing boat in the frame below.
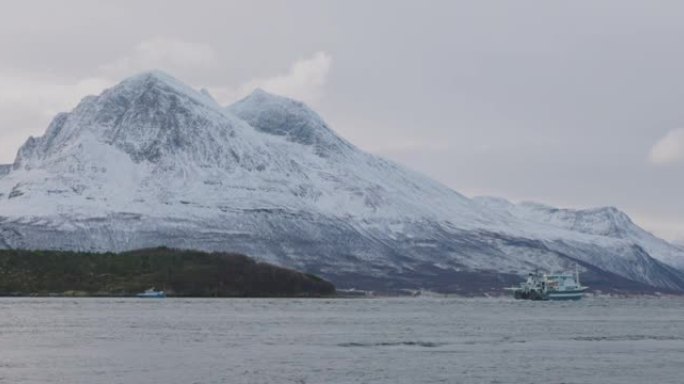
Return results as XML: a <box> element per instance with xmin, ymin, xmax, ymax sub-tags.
<box><xmin>136</xmin><ymin>288</ymin><xmax>166</xmax><ymax>298</ymax></box>
<box><xmin>543</xmin><ymin>272</ymin><xmax>587</xmax><ymax>300</ymax></box>
<box><xmin>505</xmin><ymin>266</ymin><xmax>588</xmax><ymax>301</ymax></box>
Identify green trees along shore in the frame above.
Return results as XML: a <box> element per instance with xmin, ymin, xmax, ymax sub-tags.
<box><xmin>0</xmin><ymin>247</ymin><xmax>335</xmax><ymax>297</ymax></box>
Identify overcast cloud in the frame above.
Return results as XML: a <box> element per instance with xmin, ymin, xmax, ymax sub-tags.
<box><xmin>0</xmin><ymin>0</ymin><xmax>682</xmax><ymax>241</ymax></box>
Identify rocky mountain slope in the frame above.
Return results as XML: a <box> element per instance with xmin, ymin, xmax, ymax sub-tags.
<box><xmin>1</xmin><ymin>71</ymin><xmax>683</xmax><ymax>293</ymax></box>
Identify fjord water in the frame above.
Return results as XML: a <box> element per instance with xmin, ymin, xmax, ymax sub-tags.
<box><xmin>1</xmin><ymin>297</ymin><xmax>683</xmax><ymax>384</ymax></box>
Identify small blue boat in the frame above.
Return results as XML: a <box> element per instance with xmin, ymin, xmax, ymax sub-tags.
<box><xmin>136</xmin><ymin>288</ymin><xmax>166</xmax><ymax>298</ymax></box>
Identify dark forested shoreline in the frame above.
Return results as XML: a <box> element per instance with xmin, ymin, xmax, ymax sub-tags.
<box><xmin>0</xmin><ymin>247</ymin><xmax>335</xmax><ymax>297</ymax></box>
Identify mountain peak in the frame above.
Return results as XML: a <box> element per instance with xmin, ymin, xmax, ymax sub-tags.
<box><xmin>122</xmin><ymin>69</ymin><xmax>176</xmax><ymax>84</ymax></box>
<box><xmin>236</xmin><ymin>87</ymin><xmax>315</xmax><ymax>113</ymax></box>
<box><xmin>248</xmin><ymin>87</ymin><xmax>273</xmax><ymax>98</ymax></box>
<box><xmin>109</xmin><ymin>70</ymin><xmax>217</xmax><ymax>108</ymax></box>
<box><xmin>115</xmin><ymin>70</ymin><xmax>187</xmax><ymax>94</ymax></box>
<box><xmin>13</xmin><ymin>70</ymin><xmax>239</xmax><ymax>168</ymax></box>
<box><xmin>227</xmin><ymin>89</ymin><xmax>352</xmax><ymax>156</ymax></box>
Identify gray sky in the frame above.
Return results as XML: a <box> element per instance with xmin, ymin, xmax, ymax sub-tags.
<box><xmin>0</xmin><ymin>0</ymin><xmax>682</xmax><ymax>241</ymax></box>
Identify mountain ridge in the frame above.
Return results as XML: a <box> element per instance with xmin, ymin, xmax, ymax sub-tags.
<box><xmin>1</xmin><ymin>70</ymin><xmax>683</xmax><ymax>293</ymax></box>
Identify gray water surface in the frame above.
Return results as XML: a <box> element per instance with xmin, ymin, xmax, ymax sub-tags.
<box><xmin>1</xmin><ymin>297</ymin><xmax>683</xmax><ymax>384</ymax></box>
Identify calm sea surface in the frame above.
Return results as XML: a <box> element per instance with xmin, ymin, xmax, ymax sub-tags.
<box><xmin>1</xmin><ymin>296</ymin><xmax>683</xmax><ymax>384</ymax></box>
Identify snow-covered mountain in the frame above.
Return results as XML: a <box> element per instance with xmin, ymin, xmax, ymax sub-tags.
<box><xmin>1</xmin><ymin>71</ymin><xmax>683</xmax><ymax>293</ymax></box>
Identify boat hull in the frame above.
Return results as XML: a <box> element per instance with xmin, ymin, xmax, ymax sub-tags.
<box><xmin>510</xmin><ymin>288</ymin><xmax>586</xmax><ymax>301</ymax></box>
<box><xmin>546</xmin><ymin>290</ymin><xmax>584</xmax><ymax>301</ymax></box>
<box><xmin>136</xmin><ymin>292</ymin><xmax>166</xmax><ymax>298</ymax></box>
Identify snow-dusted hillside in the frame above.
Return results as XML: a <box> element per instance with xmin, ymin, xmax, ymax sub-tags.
<box><xmin>0</xmin><ymin>164</ymin><xmax>10</xmax><ymax>178</ymax></box>
<box><xmin>1</xmin><ymin>71</ymin><xmax>683</xmax><ymax>293</ymax></box>
<box><xmin>482</xmin><ymin>199</ymin><xmax>684</xmax><ymax>271</ymax></box>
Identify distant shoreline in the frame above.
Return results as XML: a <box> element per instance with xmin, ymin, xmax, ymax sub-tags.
<box><xmin>2</xmin><ymin>247</ymin><xmax>680</xmax><ymax>298</ymax></box>
<box><xmin>1</xmin><ymin>291</ymin><xmax>679</xmax><ymax>300</ymax></box>
<box><xmin>0</xmin><ymin>247</ymin><xmax>336</xmax><ymax>298</ymax></box>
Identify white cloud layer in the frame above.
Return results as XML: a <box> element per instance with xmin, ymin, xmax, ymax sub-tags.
<box><xmin>0</xmin><ymin>72</ymin><xmax>113</xmax><ymax>163</ymax></box>
<box><xmin>0</xmin><ymin>38</ymin><xmax>220</xmax><ymax>132</ymax></box>
<box><xmin>210</xmin><ymin>51</ymin><xmax>332</xmax><ymax>106</ymax></box>
<box><xmin>0</xmin><ymin>73</ymin><xmax>111</xmax><ymax>117</ymax></box>
<box><xmin>649</xmin><ymin>128</ymin><xmax>684</xmax><ymax>165</ymax></box>
<box><xmin>99</xmin><ymin>38</ymin><xmax>219</xmax><ymax>77</ymax></box>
